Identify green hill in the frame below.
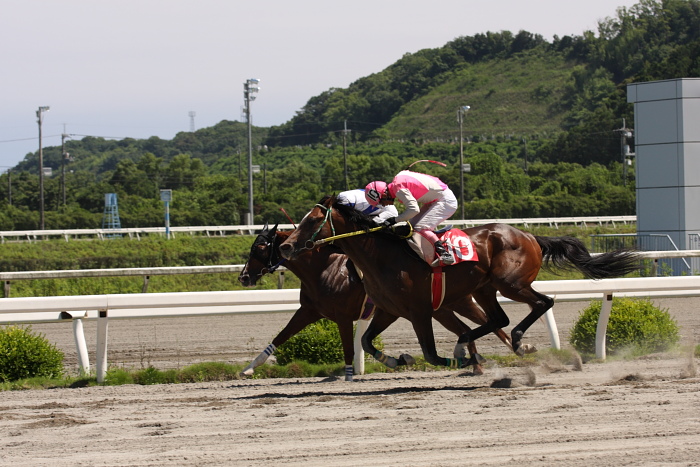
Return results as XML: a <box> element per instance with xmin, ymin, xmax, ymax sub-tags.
<box><xmin>382</xmin><ymin>49</ymin><xmax>572</xmax><ymax>140</ymax></box>
<box><xmin>2</xmin><ymin>0</ymin><xmax>699</xmax><ymax>230</ymax></box>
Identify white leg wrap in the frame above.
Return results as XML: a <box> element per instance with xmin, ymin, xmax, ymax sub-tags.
<box><xmin>453</xmin><ymin>342</ymin><xmax>469</xmax><ymax>359</ymax></box>
<box><xmin>344</xmin><ymin>365</ymin><xmax>353</xmax><ymax>382</ymax></box>
<box><xmin>241</xmin><ymin>343</ymin><xmax>276</xmax><ymax>376</ymax></box>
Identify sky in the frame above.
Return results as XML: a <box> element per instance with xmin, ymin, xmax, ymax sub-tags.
<box><xmin>0</xmin><ymin>0</ymin><xmax>641</xmax><ymax>171</ymax></box>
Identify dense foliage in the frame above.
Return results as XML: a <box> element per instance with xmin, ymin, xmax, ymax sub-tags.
<box><xmin>1</xmin><ymin>0</ymin><xmax>697</xmax><ymax>230</ymax></box>
<box><xmin>569</xmin><ymin>298</ymin><xmax>680</xmax><ymax>356</ymax></box>
<box><xmin>274</xmin><ymin>319</ymin><xmax>345</xmax><ymax>365</ymax></box>
<box><xmin>0</xmin><ymin>326</ymin><xmax>65</xmax><ymax>382</ymax></box>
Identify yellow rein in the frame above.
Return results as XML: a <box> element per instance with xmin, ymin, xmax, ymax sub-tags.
<box><xmin>314</xmin><ymin>222</ymin><xmax>413</xmax><ymax>246</ymax></box>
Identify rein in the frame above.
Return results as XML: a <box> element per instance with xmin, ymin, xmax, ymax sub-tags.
<box><xmin>309</xmin><ymin>203</ymin><xmax>414</xmax><ymax>247</ymax></box>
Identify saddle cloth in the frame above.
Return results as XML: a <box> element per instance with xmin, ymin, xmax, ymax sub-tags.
<box><xmin>408</xmin><ymin>228</ymin><xmax>479</xmax><ymax>267</ymax></box>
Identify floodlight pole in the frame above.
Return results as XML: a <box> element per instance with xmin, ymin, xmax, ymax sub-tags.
<box><xmin>457</xmin><ymin>105</ymin><xmax>470</xmax><ymax>220</ymax></box>
<box><xmin>244</xmin><ymin>79</ymin><xmax>260</xmax><ymax>225</ymax></box>
<box><xmin>36</xmin><ymin>106</ymin><xmax>50</xmax><ymax>230</ymax></box>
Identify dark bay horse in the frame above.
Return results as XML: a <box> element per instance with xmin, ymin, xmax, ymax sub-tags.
<box><xmin>238</xmin><ymin>223</ymin><xmax>515</xmax><ymax>380</ymax></box>
<box><xmin>278</xmin><ymin>195</ymin><xmax>641</xmax><ymax>369</ymax></box>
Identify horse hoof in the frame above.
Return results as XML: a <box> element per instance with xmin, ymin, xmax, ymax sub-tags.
<box><xmin>345</xmin><ymin>375</ymin><xmax>353</xmax><ymax>382</ymax></box>
<box><xmin>399</xmin><ymin>353</ymin><xmax>416</xmax><ymax>366</ymax></box>
<box><xmin>461</xmin><ymin>353</ymin><xmax>485</xmax><ymax>368</ymax></box>
<box><xmin>240</xmin><ymin>367</ymin><xmax>254</xmax><ymax>377</ymax></box>
<box><xmin>472</xmin><ymin>364</ymin><xmax>484</xmax><ymax>376</ymax></box>
<box><xmin>384</xmin><ymin>357</ymin><xmax>399</xmax><ymax>369</ymax></box>
<box><xmin>453</xmin><ymin>342</ymin><xmax>469</xmax><ymax>359</ymax></box>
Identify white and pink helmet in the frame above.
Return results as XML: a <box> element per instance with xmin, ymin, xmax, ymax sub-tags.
<box><xmin>364</xmin><ymin>181</ymin><xmax>388</xmax><ymax>206</ymax></box>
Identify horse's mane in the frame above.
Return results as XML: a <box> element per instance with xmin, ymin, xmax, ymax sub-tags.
<box><xmin>318</xmin><ymin>195</ymin><xmax>418</xmax><ymax>257</ymax></box>
<box><xmin>317</xmin><ymin>195</ymin><xmax>378</xmax><ymax>232</ymax></box>
<box><xmin>316</xmin><ymin>195</ymin><xmax>406</xmax><ymax>242</ymax></box>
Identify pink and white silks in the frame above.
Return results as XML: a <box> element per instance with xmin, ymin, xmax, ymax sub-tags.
<box><xmin>388</xmin><ymin>170</ymin><xmax>458</xmax><ymax>244</ymax></box>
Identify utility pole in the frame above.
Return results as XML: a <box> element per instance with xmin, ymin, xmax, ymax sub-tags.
<box><xmin>342</xmin><ymin>120</ymin><xmax>351</xmax><ymax>191</ymax></box>
<box><xmin>36</xmin><ymin>106</ymin><xmax>50</xmax><ymax>230</ymax></box>
<box><xmin>457</xmin><ymin>106</ymin><xmax>470</xmax><ymax>220</ymax></box>
<box><xmin>61</xmin><ymin>132</ymin><xmax>70</xmax><ymax>206</ymax></box>
<box><xmin>243</xmin><ymin>78</ymin><xmax>260</xmax><ymax>225</ymax></box>
<box><xmin>7</xmin><ymin>169</ymin><xmax>11</xmax><ymax>206</ymax></box>
<box><xmin>615</xmin><ymin>118</ymin><xmax>635</xmax><ymax>186</ymax></box>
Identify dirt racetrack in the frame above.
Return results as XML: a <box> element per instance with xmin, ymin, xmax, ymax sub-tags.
<box><xmin>1</xmin><ymin>297</ymin><xmax>699</xmax><ymax>466</ymax></box>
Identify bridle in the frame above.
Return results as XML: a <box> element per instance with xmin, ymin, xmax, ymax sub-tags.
<box><xmin>298</xmin><ymin>202</ymin><xmax>412</xmax><ymax>250</ymax></box>
<box><xmin>245</xmin><ymin>231</ymin><xmax>286</xmax><ymax>278</ymax></box>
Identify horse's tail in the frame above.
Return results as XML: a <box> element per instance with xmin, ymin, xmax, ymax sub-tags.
<box><xmin>535</xmin><ymin>235</ymin><xmax>641</xmax><ymax>279</ymax></box>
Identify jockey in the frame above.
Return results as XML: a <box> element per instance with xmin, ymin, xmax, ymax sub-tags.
<box><xmin>337</xmin><ymin>189</ymin><xmax>398</xmax><ymax>224</ymax></box>
<box><xmin>364</xmin><ymin>170</ymin><xmax>458</xmax><ymax>265</ymax></box>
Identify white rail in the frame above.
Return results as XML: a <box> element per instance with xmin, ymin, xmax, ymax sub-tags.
<box><xmin>3</xmin><ymin>249</ymin><xmax>697</xmax><ymax>298</ymax></box>
<box><xmin>0</xmin><ymin>216</ymin><xmax>636</xmax><ymax>242</ymax></box>
<box><xmin>1</xmin><ymin>275</ymin><xmax>699</xmax><ymax>383</ymax></box>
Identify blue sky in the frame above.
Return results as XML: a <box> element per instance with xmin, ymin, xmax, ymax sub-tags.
<box><xmin>1</xmin><ymin>0</ymin><xmax>639</xmax><ymax>171</ymax></box>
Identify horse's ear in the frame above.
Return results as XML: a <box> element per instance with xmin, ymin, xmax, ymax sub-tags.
<box><xmin>261</xmin><ymin>222</ymin><xmax>269</xmax><ymax>234</ymax></box>
<box><xmin>271</xmin><ymin>223</ymin><xmax>278</xmax><ymax>234</ymax></box>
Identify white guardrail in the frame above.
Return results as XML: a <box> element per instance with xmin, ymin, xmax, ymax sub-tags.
<box><xmin>0</xmin><ymin>216</ymin><xmax>636</xmax><ymax>242</ymax></box>
<box><xmin>0</xmin><ymin>249</ymin><xmax>697</xmax><ymax>383</ymax></box>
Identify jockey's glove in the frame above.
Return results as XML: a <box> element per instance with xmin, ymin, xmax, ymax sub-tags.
<box><xmin>383</xmin><ymin>217</ymin><xmax>397</xmax><ymax>228</ymax></box>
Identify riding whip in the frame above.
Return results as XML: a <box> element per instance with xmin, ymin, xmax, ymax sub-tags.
<box><xmin>279</xmin><ymin>207</ymin><xmax>296</xmax><ymax>228</ymax></box>
<box><xmin>407</xmin><ymin>160</ymin><xmax>447</xmax><ymax>169</ymax></box>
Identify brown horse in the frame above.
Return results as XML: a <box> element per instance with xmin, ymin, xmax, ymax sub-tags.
<box><xmin>238</xmin><ymin>223</ymin><xmax>514</xmax><ymax>380</ymax></box>
<box><xmin>278</xmin><ymin>196</ymin><xmax>641</xmax><ymax>369</ymax></box>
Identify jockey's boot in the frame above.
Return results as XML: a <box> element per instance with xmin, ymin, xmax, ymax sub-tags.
<box><xmin>434</xmin><ymin>240</ymin><xmax>455</xmax><ymax>265</ymax></box>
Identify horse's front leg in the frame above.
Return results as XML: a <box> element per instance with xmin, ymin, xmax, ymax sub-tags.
<box><xmin>361</xmin><ymin>309</ymin><xmax>415</xmax><ymax>369</ymax></box>
<box><xmin>241</xmin><ymin>306</ymin><xmax>320</xmax><ymax>376</ymax></box>
<box><xmin>432</xmin><ymin>307</ymin><xmax>484</xmax><ymax>375</ymax></box>
<box><xmin>336</xmin><ymin>316</ymin><xmax>357</xmax><ymax>381</ymax></box>
<box><xmin>411</xmin><ymin>307</ymin><xmax>477</xmax><ymax>369</ymax></box>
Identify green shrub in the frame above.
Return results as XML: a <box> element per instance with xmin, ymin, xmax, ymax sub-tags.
<box><xmin>275</xmin><ymin>319</ymin><xmax>384</xmax><ymax>365</ymax></box>
<box><xmin>0</xmin><ymin>326</ymin><xmax>65</xmax><ymax>382</ymax></box>
<box><xmin>103</xmin><ymin>367</ymin><xmax>134</xmax><ymax>385</ymax></box>
<box><xmin>569</xmin><ymin>298</ymin><xmax>680</xmax><ymax>356</ymax></box>
<box><xmin>177</xmin><ymin>362</ymin><xmax>238</xmax><ymax>383</ymax></box>
<box><xmin>275</xmin><ymin>319</ymin><xmax>345</xmax><ymax>365</ymax></box>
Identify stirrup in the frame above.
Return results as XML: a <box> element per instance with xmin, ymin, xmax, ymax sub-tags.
<box><xmin>434</xmin><ymin>241</ymin><xmax>455</xmax><ymax>265</ymax></box>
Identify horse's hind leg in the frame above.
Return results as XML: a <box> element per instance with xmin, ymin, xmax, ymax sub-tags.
<box><xmin>361</xmin><ymin>309</ymin><xmax>415</xmax><ymax>369</ymax></box>
<box><xmin>464</xmin><ymin>294</ymin><xmax>531</xmax><ymax>355</ymax></box>
<box><xmin>498</xmin><ymin>285</ymin><xmax>554</xmax><ymax>355</ymax></box>
<box><xmin>457</xmin><ymin>285</ymin><xmax>510</xmax><ymax>348</ymax></box>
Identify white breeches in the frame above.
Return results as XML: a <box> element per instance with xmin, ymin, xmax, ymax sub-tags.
<box><xmin>411</xmin><ymin>188</ymin><xmax>458</xmax><ymax>232</ymax></box>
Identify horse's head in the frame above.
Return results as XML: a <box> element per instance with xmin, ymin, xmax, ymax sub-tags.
<box><xmin>279</xmin><ymin>195</ymin><xmax>343</xmax><ymax>260</ymax></box>
<box><xmin>238</xmin><ymin>222</ymin><xmax>283</xmax><ymax>287</ymax></box>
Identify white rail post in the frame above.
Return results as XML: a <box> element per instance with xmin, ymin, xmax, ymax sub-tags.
<box><xmin>72</xmin><ymin>317</ymin><xmax>90</xmax><ymax>376</ymax></box>
<box><xmin>96</xmin><ymin>309</ymin><xmax>109</xmax><ymax>383</ymax></box>
<box><xmin>595</xmin><ymin>292</ymin><xmax>614</xmax><ymax>360</ymax></box>
<box><xmin>541</xmin><ymin>307</ymin><xmax>561</xmax><ymax>350</ymax></box>
<box><xmin>354</xmin><ymin>319</ymin><xmax>368</xmax><ymax>375</ymax></box>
